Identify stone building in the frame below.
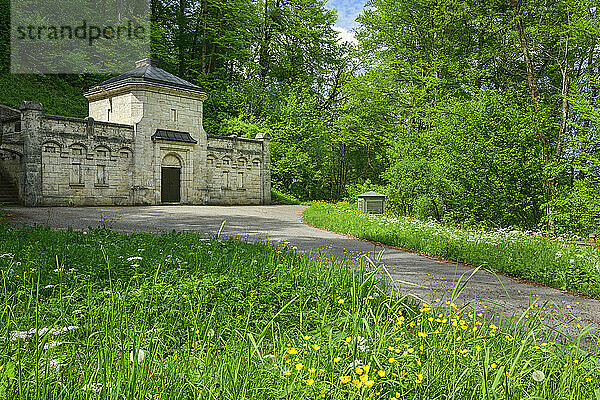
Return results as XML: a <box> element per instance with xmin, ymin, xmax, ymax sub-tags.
<box><xmin>0</xmin><ymin>58</ymin><xmax>271</xmax><ymax>206</ymax></box>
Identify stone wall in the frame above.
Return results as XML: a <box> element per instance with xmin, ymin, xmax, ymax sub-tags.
<box><xmin>205</xmin><ymin>134</ymin><xmax>265</xmax><ymax>205</ymax></box>
<box><xmin>39</xmin><ymin>115</ymin><xmax>135</xmax><ymax>205</ymax></box>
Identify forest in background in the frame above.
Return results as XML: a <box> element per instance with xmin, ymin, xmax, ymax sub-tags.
<box><xmin>1</xmin><ymin>0</ymin><xmax>599</xmax><ymax>234</ymax></box>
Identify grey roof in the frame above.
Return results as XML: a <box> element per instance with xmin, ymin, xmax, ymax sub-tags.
<box><xmin>87</xmin><ymin>59</ymin><xmax>204</xmax><ymax>94</ymax></box>
<box><xmin>0</xmin><ymin>104</ymin><xmax>20</xmax><ymax>122</ymax></box>
<box><xmin>357</xmin><ymin>191</ymin><xmax>386</xmax><ymax>198</ymax></box>
<box><xmin>151</xmin><ymin>129</ymin><xmax>197</xmax><ymax>144</ymax></box>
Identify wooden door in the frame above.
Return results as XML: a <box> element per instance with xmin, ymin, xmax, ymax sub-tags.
<box><xmin>161</xmin><ymin>167</ymin><xmax>181</xmax><ymax>203</ymax></box>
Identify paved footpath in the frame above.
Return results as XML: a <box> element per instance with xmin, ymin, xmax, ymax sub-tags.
<box><xmin>3</xmin><ymin>205</ymin><xmax>599</xmax><ymax>347</ymax></box>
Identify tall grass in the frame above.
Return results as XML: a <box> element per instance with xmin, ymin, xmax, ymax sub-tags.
<box><xmin>303</xmin><ymin>202</ymin><xmax>600</xmax><ymax>299</ymax></box>
<box><xmin>0</xmin><ymin>224</ymin><xmax>599</xmax><ymax>399</ymax></box>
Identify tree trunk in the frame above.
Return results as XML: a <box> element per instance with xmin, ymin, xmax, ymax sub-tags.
<box><xmin>509</xmin><ymin>0</ymin><xmax>555</xmax><ymax>230</ymax></box>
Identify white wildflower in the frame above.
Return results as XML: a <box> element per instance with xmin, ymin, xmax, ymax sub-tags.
<box><xmin>207</xmin><ymin>329</ymin><xmax>215</xmax><ymax>337</ymax></box>
<box><xmin>127</xmin><ymin>256</ymin><xmax>143</xmax><ymax>261</ymax></box>
<box><xmin>43</xmin><ymin>341</ymin><xmax>62</xmax><ymax>350</ymax></box>
<box><xmin>43</xmin><ymin>358</ymin><xmax>62</xmax><ymax>371</ymax></box>
<box><xmin>44</xmin><ymin>284</ymin><xmax>54</xmax><ymax>289</ymax></box>
<box><xmin>348</xmin><ymin>359</ymin><xmax>363</xmax><ymax>369</ymax></box>
<box><xmin>82</xmin><ymin>382</ymin><xmax>114</xmax><ymax>392</ymax></box>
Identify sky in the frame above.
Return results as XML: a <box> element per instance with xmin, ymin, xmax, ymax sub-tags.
<box><xmin>325</xmin><ymin>0</ymin><xmax>367</xmax><ymax>44</ymax></box>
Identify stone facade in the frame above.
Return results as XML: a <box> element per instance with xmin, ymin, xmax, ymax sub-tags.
<box><xmin>0</xmin><ymin>59</ymin><xmax>271</xmax><ymax>206</ymax></box>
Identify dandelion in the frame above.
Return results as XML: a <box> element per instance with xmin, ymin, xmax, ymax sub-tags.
<box><xmin>532</xmin><ymin>370</ymin><xmax>545</xmax><ymax>382</ymax></box>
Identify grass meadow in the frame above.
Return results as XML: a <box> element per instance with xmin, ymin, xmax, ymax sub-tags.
<box><xmin>0</xmin><ymin>222</ymin><xmax>599</xmax><ymax>399</ymax></box>
<box><xmin>303</xmin><ymin>202</ymin><xmax>600</xmax><ymax>299</ymax></box>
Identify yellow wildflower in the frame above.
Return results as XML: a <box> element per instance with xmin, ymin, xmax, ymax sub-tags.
<box><xmin>312</xmin><ymin>344</ymin><xmax>321</xmax><ymax>351</ymax></box>
<box><xmin>303</xmin><ymin>335</ymin><xmax>312</xmax><ymax>340</ymax></box>
<box><xmin>377</xmin><ymin>370</ymin><xmax>385</xmax><ymax>377</ymax></box>
<box><xmin>296</xmin><ymin>363</ymin><xmax>303</xmax><ymax>371</ymax></box>
<box><xmin>339</xmin><ymin>375</ymin><xmax>351</xmax><ymax>384</ymax></box>
<box><xmin>303</xmin><ymin>378</ymin><xmax>314</xmax><ymax>386</ymax></box>
<box><xmin>287</xmin><ymin>348</ymin><xmax>298</xmax><ymax>355</ymax></box>
<box><xmin>308</xmin><ymin>367</ymin><xmax>316</xmax><ymax>374</ymax></box>
<box><xmin>388</xmin><ymin>357</ymin><xmax>396</xmax><ymax>363</ymax></box>
<box><xmin>283</xmin><ymin>370</ymin><xmax>291</xmax><ymax>376</ymax></box>
<box><xmin>333</xmin><ymin>357</ymin><xmax>341</xmax><ymax>363</ymax></box>
<box><xmin>365</xmin><ymin>380</ymin><xmax>375</xmax><ymax>387</ymax></box>
<box><xmin>355</xmin><ymin>367</ymin><xmax>364</xmax><ymax>375</ymax></box>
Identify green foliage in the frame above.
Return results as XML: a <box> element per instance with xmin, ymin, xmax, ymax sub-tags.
<box><xmin>385</xmin><ymin>91</ymin><xmax>544</xmax><ymax>228</ymax></box>
<box><xmin>0</xmin><ymin>74</ymin><xmax>89</xmax><ymax>117</ymax></box>
<box><xmin>216</xmin><ymin>115</ymin><xmax>271</xmax><ymax>139</ymax></box>
<box><xmin>349</xmin><ymin>0</ymin><xmax>600</xmax><ymax>234</ymax></box>
<box><xmin>304</xmin><ymin>202</ymin><xmax>600</xmax><ymax>298</ymax></box>
<box><xmin>1</xmin><ymin>225</ymin><xmax>599</xmax><ymax>398</ymax></box>
<box><xmin>549</xmin><ymin>181</ymin><xmax>600</xmax><ymax>235</ymax></box>
<box><xmin>270</xmin><ymin>187</ymin><xmax>301</xmax><ymax>205</ymax></box>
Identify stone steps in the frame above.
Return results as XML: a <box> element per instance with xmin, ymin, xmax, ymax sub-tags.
<box><xmin>0</xmin><ymin>174</ymin><xmax>19</xmax><ymax>205</ymax></box>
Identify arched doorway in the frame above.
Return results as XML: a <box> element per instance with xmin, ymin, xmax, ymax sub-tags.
<box><xmin>161</xmin><ymin>154</ymin><xmax>182</xmax><ymax>203</ymax></box>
